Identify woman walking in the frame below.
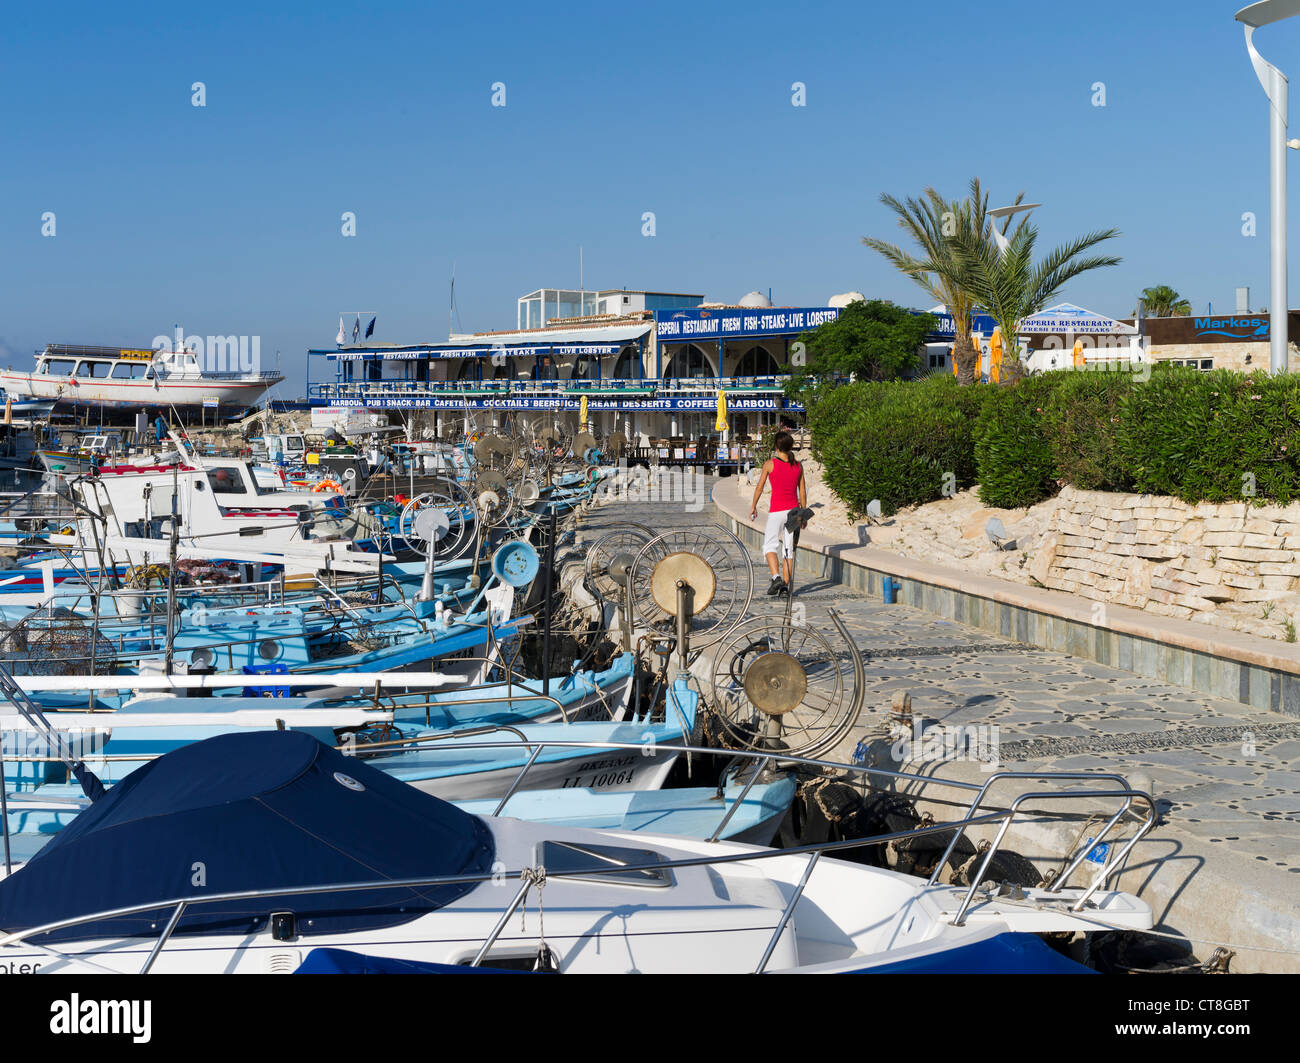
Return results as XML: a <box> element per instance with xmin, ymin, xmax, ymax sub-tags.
<box><xmin>749</xmin><ymin>430</ymin><xmax>807</xmax><ymax>595</ymax></box>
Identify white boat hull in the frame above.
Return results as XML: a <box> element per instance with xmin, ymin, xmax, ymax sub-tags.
<box><xmin>0</xmin><ymin>372</ymin><xmax>275</xmax><ymax>413</ymax></box>
<box><xmin>0</xmin><ymin>819</ymin><xmax>1153</xmax><ymax>974</ymax></box>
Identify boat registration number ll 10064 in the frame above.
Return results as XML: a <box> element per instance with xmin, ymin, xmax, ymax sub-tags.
<box><xmin>559</xmin><ymin>755</ymin><xmax>637</xmax><ymax>789</ymax></box>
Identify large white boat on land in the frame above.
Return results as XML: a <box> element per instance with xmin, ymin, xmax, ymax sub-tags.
<box><xmin>0</xmin><ymin>328</ymin><xmax>283</xmax><ymax>415</ymax></box>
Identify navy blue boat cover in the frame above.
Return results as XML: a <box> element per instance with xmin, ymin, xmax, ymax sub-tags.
<box><xmin>0</xmin><ymin>730</ymin><xmax>495</xmax><ymax>943</ymax></box>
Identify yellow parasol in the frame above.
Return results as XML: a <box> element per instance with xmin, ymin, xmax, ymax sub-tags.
<box><xmin>963</xmin><ymin>333</ymin><xmax>982</xmax><ymax>378</ymax></box>
<box><xmin>715</xmin><ymin>389</ymin><xmax>728</xmax><ymax>433</ymax></box>
<box><xmin>1072</xmin><ymin>338</ymin><xmax>1085</xmax><ymax>368</ymax></box>
<box><xmin>989</xmin><ymin>328</ymin><xmax>1004</xmax><ymax>384</ymax></box>
<box><xmin>579</xmin><ymin>394</ymin><xmax>589</xmax><ymax>430</ymax></box>
<box><xmin>2</xmin><ymin>396</ymin><xmax>10</xmax><ymax>426</ymax></box>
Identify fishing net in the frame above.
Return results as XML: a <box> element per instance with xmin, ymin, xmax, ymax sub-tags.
<box><xmin>0</xmin><ymin>605</ymin><xmax>116</xmax><ymax>676</ymax></box>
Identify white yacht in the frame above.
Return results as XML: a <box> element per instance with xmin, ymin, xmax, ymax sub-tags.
<box><xmin>0</xmin><ymin>327</ymin><xmax>282</xmax><ymax>415</ymax></box>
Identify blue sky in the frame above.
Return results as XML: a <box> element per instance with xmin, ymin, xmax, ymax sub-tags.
<box><xmin>1</xmin><ymin>0</ymin><xmax>1296</xmax><ymax>394</ymax></box>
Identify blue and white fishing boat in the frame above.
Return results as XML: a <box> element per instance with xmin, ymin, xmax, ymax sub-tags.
<box><xmin>0</xmin><ymin>731</ymin><xmax>1156</xmax><ymax>974</ymax></box>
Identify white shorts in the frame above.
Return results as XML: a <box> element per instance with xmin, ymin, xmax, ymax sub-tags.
<box><xmin>764</xmin><ymin>509</ymin><xmax>795</xmax><ymax>558</ymax></box>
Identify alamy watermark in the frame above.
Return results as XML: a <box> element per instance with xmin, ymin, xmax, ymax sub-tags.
<box><xmin>889</xmin><ymin>719</ymin><xmax>1001</xmax><ymax>771</ymax></box>
<box><xmin>151</xmin><ymin>332</ymin><xmax>262</xmax><ymax>374</ymax></box>
<box><xmin>594</xmin><ymin>459</ymin><xmax>708</xmax><ymax>512</ymax></box>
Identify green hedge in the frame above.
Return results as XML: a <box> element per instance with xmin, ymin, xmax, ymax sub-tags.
<box><xmin>1117</xmin><ymin>367</ymin><xmax>1300</xmax><ymax>504</ymax></box>
<box><xmin>1039</xmin><ymin>371</ymin><xmax>1134</xmax><ymax>492</ymax></box>
<box><xmin>813</xmin><ymin>375</ymin><xmax>981</xmax><ymax>517</ymax></box>
<box><xmin>802</xmin><ymin>364</ymin><xmax>1300</xmax><ymax>514</ymax></box>
<box><xmin>973</xmin><ymin>375</ymin><xmax>1058</xmax><ymax>508</ymax></box>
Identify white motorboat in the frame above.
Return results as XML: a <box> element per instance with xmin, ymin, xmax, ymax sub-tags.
<box><xmin>0</xmin><ymin>730</ymin><xmax>1156</xmax><ymax>974</ymax></box>
<box><xmin>0</xmin><ymin>328</ymin><xmax>282</xmax><ymax>415</ymax></box>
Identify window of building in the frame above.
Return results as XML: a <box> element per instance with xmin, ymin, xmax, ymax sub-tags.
<box><xmin>643</xmin><ymin>294</ymin><xmax>703</xmax><ymax>311</ymax></box>
<box><xmin>929</xmin><ymin>354</ymin><xmax>946</xmax><ymax>369</ymax></box>
<box><xmin>611</xmin><ymin>346</ymin><xmax>641</xmax><ymax>380</ymax></box>
<box><xmin>663</xmin><ymin>345</ymin><xmax>714</xmax><ymax>379</ymax></box>
<box><xmin>734</xmin><ymin>346</ymin><xmax>780</xmax><ymax>378</ymax></box>
<box><xmin>1167</xmin><ymin>358</ymin><xmax>1215</xmax><ymax>371</ymax></box>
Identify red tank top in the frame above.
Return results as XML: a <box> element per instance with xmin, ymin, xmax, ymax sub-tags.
<box><xmin>769</xmin><ymin>456</ymin><xmax>800</xmax><ymax>511</ymax></box>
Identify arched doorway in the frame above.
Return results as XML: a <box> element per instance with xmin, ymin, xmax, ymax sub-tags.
<box><xmin>570</xmin><ymin>354</ymin><xmax>595</xmax><ymax>382</ymax></box>
<box><xmin>663</xmin><ymin>344</ymin><xmax>715</xmax><ymax>380</ymax></box>
<box><xmin>734</xmin><ymin>345</ymin><xmax>780</xmax><ymax>379</ymax></box>
<box><xmin>611</xmin><ymin>345</ymin><xmax>641</xmax><ymax>380</ymax></box>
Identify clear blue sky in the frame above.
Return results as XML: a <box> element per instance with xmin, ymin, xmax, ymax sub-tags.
<box><xmin>1</xmin><ymin>0</ymin><xmax>1294</xmax><ymax>395</ymax></box>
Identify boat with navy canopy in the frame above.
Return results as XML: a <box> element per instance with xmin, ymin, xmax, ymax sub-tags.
<box><xmin>0</xmin><ymin>730</ymin><xmax>1156</xmax><ymax>974</ymax></box>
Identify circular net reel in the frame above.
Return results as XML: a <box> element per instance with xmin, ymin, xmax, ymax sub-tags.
<box><xmin>473</xmin><ymin>432</ymin><xmax>522</xmax><ymax>474</ymax></box>
<box><xmin>583</xmin><ymin>523</ymin><xmax>658</xmax><ymax>607</ymax></box>
<box><xmin>397</xmin><ymin>477</ymin><xmax>476</xmax><ymax>561</ymax></box>
<box><xmin>469</xmin><ymin>467</ymin><xmax>521</xmax><ymax>530</ymax></box>
<box><xmin>706</xmin><ymin>611</ymin><xmax>862</xmax><ymax>759</ymax></box>
<box><xmin>572</xmin><ymin>430</ymin><xmax>602</xmax><ymax>466</ymax></box>
<box><xmin>626</xmin><ymin>526</ymin><xmax>754</xmax><ymax>655</ymax></box>
<box><xmin>520</xmin><ymin>418</ymin><xmax>574</xmax><ymax>479</ymax></box>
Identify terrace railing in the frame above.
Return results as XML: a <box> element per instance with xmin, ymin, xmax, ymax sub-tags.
<box><xmin>308</xmin><ymin>375</ymin><xmax>793</xmax><ymax>402</ymax></box>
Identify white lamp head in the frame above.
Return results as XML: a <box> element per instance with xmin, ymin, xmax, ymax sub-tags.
<box><xmin>1236</xmin><ymin>0</ymin><xmax>1300</xmax><ymax>27</ymax></box>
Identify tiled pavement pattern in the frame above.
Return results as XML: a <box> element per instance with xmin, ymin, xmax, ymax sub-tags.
<box><xmin>575</xmin><ymin>478</ymin><xmax>1300</xmax><ymax>967</ymax></box>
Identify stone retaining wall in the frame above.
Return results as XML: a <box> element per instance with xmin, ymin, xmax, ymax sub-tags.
<box><xmin>1034</xmin><ymin>487</ymin><xmax>1300</xmax><ymax>626</ymax></box>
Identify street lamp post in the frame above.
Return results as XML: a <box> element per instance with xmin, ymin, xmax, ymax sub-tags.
<box><xmin>987</xmin><ymin>202</ymin><xmax>1041</xmax><ymax>367</ymax></box>
<box><xmin>987</xmin><ymin>202</ymin><xmax>1041</xmax><ymax>256</ymax></box>
<box><xmin>1236</xmin><ymin>0</ymin><xmax>1300</xmax><ymax>373</ymax></box>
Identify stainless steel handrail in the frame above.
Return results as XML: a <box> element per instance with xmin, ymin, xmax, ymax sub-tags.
<box><xmin>949</xmin><ymin>787</ymin><xmax>1157</xmax><ymax>925</ymax></box>
<box><xmin>0</xmin><ymin>808</ymin><xmax>1023</xmax><ymax>968</ymax></box>
<box><xmin>925</xmin><ymin>770</ymin><xmax>1138</xmax><ymax>886</ymax></box>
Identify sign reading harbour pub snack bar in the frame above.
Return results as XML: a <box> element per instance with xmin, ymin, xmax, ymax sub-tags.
<box><xmin>654</xmin><ymin>307</ymin><xmax>841</xmax><ymax>340</ymax></box>
<box><xmin>328</xmin><ymin>395</ymin><xmax>802</xmax><ymax>412</ymax></box>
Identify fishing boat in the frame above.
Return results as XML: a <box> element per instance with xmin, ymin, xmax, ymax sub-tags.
<box><xmin>0</xmin><ymin>730</ymin><xmax>1156</xmax><ymax>974</ymax></box>
<box><xmin>0</xmin><ymin>329</ymin><xmax>282</xmax><ymax>415</ymax></box>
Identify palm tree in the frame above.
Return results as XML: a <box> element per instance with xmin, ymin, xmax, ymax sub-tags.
<box><xmin>1136</xmin><ymin>285</ymin><xmax>1191</xmax><ymax>317</ymax></box>
<box><xmin>864</xmin><ymin>178</ymin><xmax>1024</xmax><ymax>384</ymax></box>
<box><xmin>951</xmin><ymin>222</ymin><xmax>1122</xmax><ymax>373</ymax></box>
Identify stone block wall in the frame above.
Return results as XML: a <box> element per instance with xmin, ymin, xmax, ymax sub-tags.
<box><xmin>1034</xmin><ymin>487</ymin><xmax>1300</xmax><ymax>627</ymax></box>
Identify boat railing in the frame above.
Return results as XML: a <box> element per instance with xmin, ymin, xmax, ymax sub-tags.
<box><xmin>318</xmin><ymin>736</ymin><xmax>1156</xmax><ymax>897</ymax></box>
<box><xmin>341</xmin><ymin>672</ymin><xmax>573</xmax><ymax>727</ymax></box>
<box><xmin>7</xmin><ymin>726</ymin><xmax>1154</xmax><ymax>913</ymax></box>
<box><xmin>197</xmin><ymin>371</ymin><xmax>285</xmax><ymax>383</ymax></box>
<box><xmin>0</xmin><ymin>753</ymin><xmax>1157</xmax><ymax>973</ymax></box>
<box><xmin>0</xmin><ymin>601</ymin><xmax>444</xmax><ymax>674</ymax></box>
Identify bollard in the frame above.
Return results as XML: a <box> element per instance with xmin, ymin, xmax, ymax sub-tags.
<box><xmin>882</xmin><ymin>576</ymin><xmax>900</xmax><ymax>604</ymax></box>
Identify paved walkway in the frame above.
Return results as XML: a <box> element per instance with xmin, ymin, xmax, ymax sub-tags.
<box><xmin>577</xmin><ymin>479</ymin><xmax>1300</xmax><ymax>971</ymax></box>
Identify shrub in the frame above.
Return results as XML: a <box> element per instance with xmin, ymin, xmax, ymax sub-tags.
<box><xmin>803</xmin><ymin>382</ymin><xmax>862</xmax><ymax>463</ymax></box>
<box><xmin>1116</xmin><ymin>367</ymin><xmax>1300</xmax><ymax>504</ymax></box>
<box><xmin>806</xmin><ymin>362</ymin><xmax>1300</xmax><ymax>518</ymax></box>
<box><xmin>973</xmin><ymin>375</ymin><xmax>1060</xmax><ymax>508</ymax></box>
<box><xmin>1038</xmin><ymin>370</ymin><xmax>1135</xmax><ymax>492</ymax></box>
<box><xmin>815</xmin><ymin>376</ymin><xmax>983</xmax><ymax>517</ymax></box>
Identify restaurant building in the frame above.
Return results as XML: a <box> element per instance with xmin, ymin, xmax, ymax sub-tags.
<box><xmin>308</xmin><ymin>288</ymin><xmax>836</xmax><ymax>449</ymax></box>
